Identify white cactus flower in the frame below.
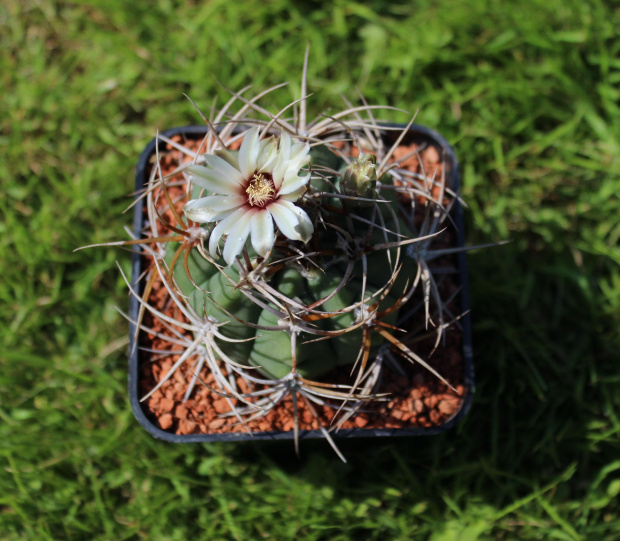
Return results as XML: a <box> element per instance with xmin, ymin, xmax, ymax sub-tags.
<box><xmin>183</xmin><ymin>127</ymin><xmax>313</xmax><ymax>266</ymax></box>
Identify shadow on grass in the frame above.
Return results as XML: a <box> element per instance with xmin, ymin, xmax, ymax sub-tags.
<box><xmin>223</xmin><ymin>237</ymin><xmax>618</xmax><ymax>514</ymax></box>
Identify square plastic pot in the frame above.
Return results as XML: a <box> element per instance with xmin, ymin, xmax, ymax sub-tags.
<box><xmin>128</xmin><ymin>124</ymin><xmax>475</xmax><ymax>443</ymax></box>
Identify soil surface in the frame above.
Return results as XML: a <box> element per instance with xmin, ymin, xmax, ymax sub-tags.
<box><xmin>136</xmin><ymin>131</ymin><xmax>467</xmax><ymax>436</ymax></box>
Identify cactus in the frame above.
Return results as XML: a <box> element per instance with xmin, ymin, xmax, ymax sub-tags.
<box><xmin>92</xmin><ymin>55</ymin><xmax>476</xmax><ymax>459</ymax></box>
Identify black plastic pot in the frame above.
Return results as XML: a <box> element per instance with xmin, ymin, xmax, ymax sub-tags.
<box><xmin>128</xmin><ymin>124</ymin><xmax>474</xmax><ymax>443</ymax></box>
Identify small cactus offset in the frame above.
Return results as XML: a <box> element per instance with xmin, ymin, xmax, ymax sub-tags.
<box><xmin>98</xmin><ymin>56</ymin><xmax>474</xmax><ymax>459</ymax></box>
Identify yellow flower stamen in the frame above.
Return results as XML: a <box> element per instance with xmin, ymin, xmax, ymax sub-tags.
<box><xmin>246</xmin><ymin>173</ymin><xmax>276</xmax><ymax>208</ymax></box>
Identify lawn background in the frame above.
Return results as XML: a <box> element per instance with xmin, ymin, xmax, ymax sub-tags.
<box><xmin>1</xmin><ymin>0</ymin><xmax>619</xmax><ymax>539</ymax></box>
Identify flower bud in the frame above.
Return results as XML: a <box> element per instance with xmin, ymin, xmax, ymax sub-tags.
<box><xmin>340</xmin><ymin>153</ymin><xmax>378</xmax><ymax>206</ymax></box>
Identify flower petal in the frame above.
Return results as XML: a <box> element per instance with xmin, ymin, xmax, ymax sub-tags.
<box><xmin>204</xmin><ymin>154</ymin><xmax>245</xmax><ymax>186</ymax></box>
<box><xmin>222</xmin><ymin>208</ymin><xmax>256</xmax><ymax>266</ymax></box>
<box><xmin>209</xmin><ymin>207</ymin><xmax>248</xmax><ymax>258</ymax></box>
<box><xmin>238</xmin><ymin>127</ymin><xmax>260</xmax><ymax>178</ymax></box>
<box><xmin>183</xmin><ymin>195</ymin><xmax>245</xmax><ymax>223</ymax></box>
<box><xmin>282</xmin><ymin>144</ymin><xmax>310</xmax><ymax>184</ymax></box>
<box><xmin>289</xmin><ymin>141</ymin><xmax>311</xmax><ymax>169</ymax></box>
<box><xmin>250</xmin><ymin>209</ymin><xmax>275</xmax><ymax>257</ymax></box>
<box><xmin>214</xmin><ymin>148</ymin><xmax>240</xmax><ymax>170</ymax></box>
<box><xmin>268</xmin><ymin>200</ymin><xmax>313</xmax><ymax>243</ymax></box>
<box><xmin>186</xmin><ymin>164</ymin><xmax>239</xmax><ymax>195</ymax></box>
<box><xmin>278</xmin><ymin>173</ymin><xmax>310</xmax><ymax>198</ymax></box>
<box><xmin>272</xmin><ymin>132</ymin><xmax>292</xmax><ymax>188</ymax></box>
<box><xmin>256</xmin><ymin>136</ymin><xmax>278</xmax><ymax>172</ymax></box>
<box><xmin>279</xmin><ymin>186</ymin><xmax>308</xmax><ymax>203</ymax></box>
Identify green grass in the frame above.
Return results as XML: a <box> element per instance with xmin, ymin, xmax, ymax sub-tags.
<box><xmin>1</xmin><ymin>0</ymin><xmax>619</xmax><ymax>538</ymax></box>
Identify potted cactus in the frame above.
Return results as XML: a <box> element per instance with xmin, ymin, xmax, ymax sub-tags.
<box><xmin>105</xmin><ymin>61</ymin><xmax>475</xmax><ymax>459</ymax></box>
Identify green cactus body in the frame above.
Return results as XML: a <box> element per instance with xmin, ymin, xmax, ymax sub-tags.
<box><xmin>248</xmin><ymin>268</ymin><xmax>337</xmax><ymax>379</ymax></box>
<box><xmin>307</xmin><ymin>272</ymin><xmax>395</xmax><ymax>362</ymax></box>
<box><xmin>363</xmin><ymin>197</ymin><xmax>418</xmax><ymax>295</ymax></box>
<box><xmin>167</xmin><ymin>246</ymin><xmax>261</xmax><ymax>361</ymax></box>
